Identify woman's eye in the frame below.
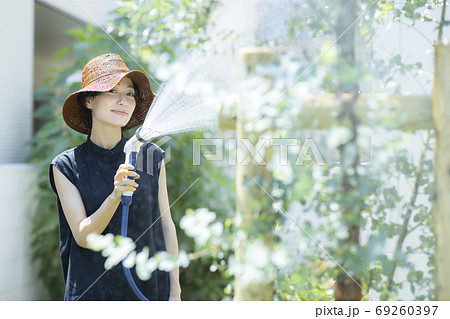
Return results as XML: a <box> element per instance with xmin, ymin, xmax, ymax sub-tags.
<box><xmin>127</xmin><ymin>92</ymin><xmax>135</xmax><ymax>97</ymax></box>
<box><xmin>109</xmin><ymin>89</ymin><xmax>116</xmax><ymax>93</ymax></box>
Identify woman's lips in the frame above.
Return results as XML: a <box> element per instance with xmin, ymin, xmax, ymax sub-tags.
<box><xmin>112</xmin><ymin>110</ymin><xmax>128</xmax><ymax>116</ymax></box>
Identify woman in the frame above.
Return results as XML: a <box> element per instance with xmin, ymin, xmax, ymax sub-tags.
<box><xmin>49</xmin><ymin>53</ymin><xmax>181</xmax><ymax>301</ymax></box>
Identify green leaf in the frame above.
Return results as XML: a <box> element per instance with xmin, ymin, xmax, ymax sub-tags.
<box><xmin>52</xmin><ymin>46</ymin><xmax>72</xmax><ymax>59</ymax></box>
<box><xmin>380</xmin><ymin>3</ymin><xmax>394</xmax><ymax>11</ymax></box>
<box><xmin>66</xmin><ymin>28</ymin><xmax>86</xmax><ymax>41</ymax></box>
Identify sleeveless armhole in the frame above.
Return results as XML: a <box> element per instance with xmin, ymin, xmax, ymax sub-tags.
<box><xmin>139</xmin><ymin>143</ymin><xmax>165</xmax><ymax>177</ymax></box>
<box><xmin>49</xmin><ymin>151</ymin><xmax>78</xmax><ymax>194</ymax></box>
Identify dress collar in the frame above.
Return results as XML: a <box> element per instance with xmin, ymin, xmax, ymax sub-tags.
<box><xmin>85</xmin><ymin>135</ymin><xmax>127</xmax><ymax>158</ymax></box>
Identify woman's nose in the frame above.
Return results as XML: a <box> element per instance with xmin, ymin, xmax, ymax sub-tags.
<box><xmin>117</xmin><ymin>94</ymin><xmax>127</xmax><ymax>104</ymax></box>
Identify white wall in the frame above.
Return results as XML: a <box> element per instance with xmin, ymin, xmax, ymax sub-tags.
<box><xmin>0</xmin><ymin>0</ymin><xmax>45</xmax><ymax>301</ymax></box>
<box><xmin>0</xmin><ymin>165</ymin><xmax>48</xmax><ymax>300</ymax></box>
<box><xmin>0</xmin><ymin>0</ymin><xmax>34</xmax><ymax>164</ymax></box>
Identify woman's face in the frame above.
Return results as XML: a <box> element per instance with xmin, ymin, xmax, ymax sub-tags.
<box><xmin>86</xmin><ymin>77</ymin><xmax>137</xmax><ymax>130</ymax></box>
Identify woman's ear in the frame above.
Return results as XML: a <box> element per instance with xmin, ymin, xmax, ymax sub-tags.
<box><xmin>85</xmin><ymin>98</ymin><xmax>92</xmax><ymax>110</ymax></box>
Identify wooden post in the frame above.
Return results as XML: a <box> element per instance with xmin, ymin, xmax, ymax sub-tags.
<box><xmin>432</xmin><ymin>43</ymin><xmax>450</xmax><ymax>301</ymax></box>
<box><xmin>234</xmin><ymin>47</ymin><xmax>275</xmax><ymax>300</ymax></box>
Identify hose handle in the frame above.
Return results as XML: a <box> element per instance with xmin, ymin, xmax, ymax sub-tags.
<box><xmin>122</xmin><ymin>151</ymin><xmax>138</xmax><ymax>206</ymax></box>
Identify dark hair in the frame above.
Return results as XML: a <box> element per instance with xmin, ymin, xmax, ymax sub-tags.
<box><xmin>76</xmin><ymin>80</ymin><xmax>141</xmax><ymax>130</ymax></box>
<box><xmin>132</xmin><ymin>81</ymin><xmax>141</xmax><ymax>106</ymax></box>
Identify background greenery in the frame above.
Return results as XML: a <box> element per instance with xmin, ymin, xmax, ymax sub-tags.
<box><xmin>29</xmin><ymin>0</ymin><xmax>443</xmax><ymax>300</ymax></box>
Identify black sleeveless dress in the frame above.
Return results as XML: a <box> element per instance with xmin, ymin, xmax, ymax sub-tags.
<box><xmin>49</xmin><ymin>135</ymin><xmax>170</xmax><ymax>301</ymax></box>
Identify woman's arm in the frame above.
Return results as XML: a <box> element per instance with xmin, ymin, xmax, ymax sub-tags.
<box><xmin>158</xmin><ymin>159</ymin><xmax>182</xmax><ymax>301</ymax></box>
<box><xmin>52</xmin><ymin>164</ymin><xmax>139</xmax><ymax>249</ymax></box>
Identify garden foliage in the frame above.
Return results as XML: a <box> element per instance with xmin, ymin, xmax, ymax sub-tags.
<box><xmin>30</xmin><ymin>0</ymin><xmax>443</xmax><ymax>300</ymax></box>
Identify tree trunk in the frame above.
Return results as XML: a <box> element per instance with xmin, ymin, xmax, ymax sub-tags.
<box><xmin>432</xmin><ymin>43</ymin><xmax>450</xmax><ymax>301</ymax></box>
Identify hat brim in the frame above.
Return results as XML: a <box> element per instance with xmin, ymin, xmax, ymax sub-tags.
<box><xmin>62</xmin><ymin>70</ymin><xmax>155</xmax><ymax>135</ymax></box>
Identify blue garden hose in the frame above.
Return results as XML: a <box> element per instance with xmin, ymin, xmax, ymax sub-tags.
<box><xmin>121</xmin><ymin>150</ymin><xmax>149</xmax><ymax>301</ymax></box>
<box><xmin>121</xmin><ymin>204</ymin><xmax>149</xmax><ymax>301</ymax></box>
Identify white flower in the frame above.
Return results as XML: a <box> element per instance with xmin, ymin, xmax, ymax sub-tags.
<box><xmin>87</xmin><ymin>233</ymin><xmax>114</xmax><ymax>251</ymax></box>
<box><xmin>271</xmin><ymin>249</ymin><xmax>289</xmax><ymax>268</ymax></box>
<box><xmin>244</xmin><ymin>239</ymin><xmax>270</xmax><ymax>268</ymax></box>
<box><xmin>123</xmin><ymin>251</ymin><xmax>136</xmax><ymax>269</ymax></box>
<box><xmin>176</xmin><ymin>251</ymin><xmax>190</xmax><ymax>268</ymax></box>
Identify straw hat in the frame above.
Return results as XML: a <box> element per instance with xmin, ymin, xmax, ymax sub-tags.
<box><xmin>62</xmin><ymin>53</ymin><xmax>155</xmax><ymax>134</ymax></box>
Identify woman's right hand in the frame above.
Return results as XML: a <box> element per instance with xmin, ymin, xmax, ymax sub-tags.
<box><xmin>111</xmin><ymin>164</ymin><xmax>140</xmax><ymax>201</ymax></box>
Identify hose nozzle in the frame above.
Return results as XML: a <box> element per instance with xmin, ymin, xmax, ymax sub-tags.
<box><xmin>121</xmin><ymin>127</ymin><xmax>153</xmax><ymax>206</ymax></box>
